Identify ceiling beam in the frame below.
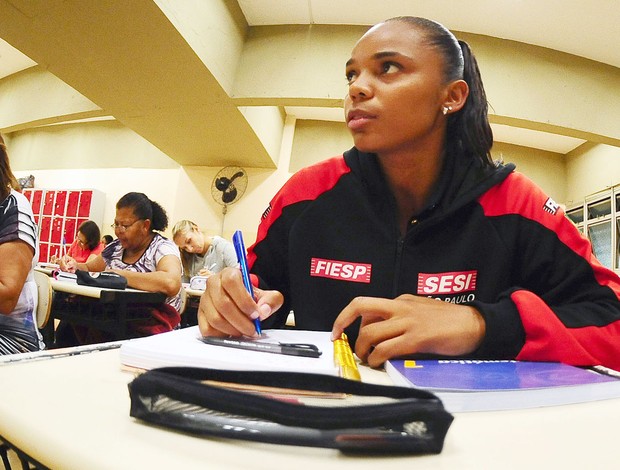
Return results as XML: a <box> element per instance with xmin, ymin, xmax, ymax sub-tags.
<box><xmin>0</xmin><ymin>0</ymin><xmax>276</xmax><ymax>168</ymax></box>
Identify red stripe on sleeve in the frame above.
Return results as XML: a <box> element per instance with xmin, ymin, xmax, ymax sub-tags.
<box><xmin>478</xmin><ymin>172</ymin><xmax>619</xmax><ymax>298</ymax></box>
<box><xmin>513</xmin><ymin>290</ymin><xmax>620</xmax><ymax>370</ymax></box>
<box><xmin>247</xmin><ymin>155</ymin><xmax>350</xmax><ymax>266</ymax></box>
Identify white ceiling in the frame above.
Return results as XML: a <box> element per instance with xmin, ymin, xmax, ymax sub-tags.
<box><xmin>3</xmin><ymin>0</ymin><xmax>618</xmax><ymax>155</ymax></box>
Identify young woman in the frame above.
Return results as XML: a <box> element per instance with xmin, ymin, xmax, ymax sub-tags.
<box><xmin>172</xmin><ymin>219</ymin><xmax>238</xmax><ymax>282</ymax></box>
<box><xmin>0</xmin><ymin>134</ymin><xmax>42</xmax><ymax>354</ymax></box>
<box><xmin>59</xmin><ymin>192</ymin><xmax>182</xmax><ymax>342</ymax></box>
<box><xmin>198</xmin><ymin>17</ymin><xmax>620</xmax><ymax>370</ymax></box>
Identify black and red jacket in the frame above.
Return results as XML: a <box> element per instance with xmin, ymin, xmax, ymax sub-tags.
<box><xmin>248</xmin><ymin>147</ymin><xmax>620</xmax><ymax>370</ymax></box>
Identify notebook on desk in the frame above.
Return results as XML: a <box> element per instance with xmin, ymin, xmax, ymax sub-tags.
<box><xmin>120</xmin><ymin>326</ymin><xmax>359</xmax><ymax>379</ymax></box>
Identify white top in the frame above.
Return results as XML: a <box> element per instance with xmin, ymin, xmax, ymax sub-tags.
<box><xmin>102</xmin><ymin>233</ymin><xmax>181</xmax><ymax>310</ymax></box>
<box><xmin>0</xmin><ymin>189</ymin><xmax>42</xmax><ymax>353</ymax></box>
<box><xmin>185</xmin><ymin>236</ymin><xmax>238</xmax><ymax>281</ymax></box>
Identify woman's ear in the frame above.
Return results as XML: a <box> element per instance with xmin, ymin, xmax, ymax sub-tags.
<box><xmin>442</xmin><ymin>79</ymin><xmax>469</xmax><ymax>114</ymax></box>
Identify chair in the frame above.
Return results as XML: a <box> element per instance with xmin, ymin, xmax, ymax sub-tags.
<box><xmin>178</xmin><ymin>287</ymin><xmax>193</xmax><ymax>328</ymax></box>
<box><xmin>33</xmin><ymin>270</ymin><xmax>52</xmax><ymax>330</ymax></box>
<box><xmin>178</xmin><ymin>286</ymin><xmax>188</xmax><ymax>317</ymax></box>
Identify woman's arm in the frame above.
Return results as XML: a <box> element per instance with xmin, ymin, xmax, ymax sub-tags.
<box><xmin>0</xmin><ymin>240</ymin><xmax>34</xmax><ymax>314</ymax></box>
<box><xmin>110</xmin><ymin>254</ymin><xmax>182</xmax><ymax>296</ymax></box>
<box><xmin>60</xmin><ymin>254</ymin><xmax>106</xmax><ymax>273</ymax></box>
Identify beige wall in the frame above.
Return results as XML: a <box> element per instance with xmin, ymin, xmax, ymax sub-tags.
<box><xmin>565</xmin><ymin>143</ymin><xmax>620</xmax><ymax>207</ymax></box>
<box><xmin>290</xmin><ymin>120</ymin><xmax>353</xmax><ymax>172</ymax></box>
<box><xmin>492</xmin><ymin>142</ymin><xmax>566</xmax><ymax>203</ymax></box>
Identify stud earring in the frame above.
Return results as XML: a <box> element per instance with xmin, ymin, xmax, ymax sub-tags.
<box><xmin>442</xmin><ymin>106</ymin><xmax>452</xmax><ymax>115</ymax></box>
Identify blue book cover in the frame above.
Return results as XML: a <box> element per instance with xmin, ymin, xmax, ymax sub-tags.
<box><xmin>385</xmin><ymin>359</ymin><xmax>620</xmax><ymax>412</ymax></box>
<box><xmin>385</xmin><ymin>359</ymin><xmax>618</xmax><ymax>392</ymax></box>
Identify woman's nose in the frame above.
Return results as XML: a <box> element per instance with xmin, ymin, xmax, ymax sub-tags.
<box><xmin>348</xmin><ymin>73</ymin><xmax>373</xmax><ymax>101</ymax></box>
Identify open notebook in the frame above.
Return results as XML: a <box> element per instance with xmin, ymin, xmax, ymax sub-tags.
<box><xmin>120</xmin><ymin>326</ymin><xmax>359</xmax><ymax>379</ymax></box>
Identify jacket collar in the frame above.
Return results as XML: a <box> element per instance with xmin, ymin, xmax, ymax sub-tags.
<box><xmin>343</xmin><ymin>147</ymin><xmax>515</xmax><ymax>220</ymax></box>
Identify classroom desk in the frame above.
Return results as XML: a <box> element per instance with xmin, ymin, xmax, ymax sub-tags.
<box><xmin>46</xmin><ymin>279</ymin><xmax>167</xmax><ymax>344</ymax></box>
<box><xmin>181</xmin><ymin>285</ymin><xmax>203</xmax><ymax>327</ymax></box>
<box><xmin>183</xmin><ymin>286</ymin><xmax>205</xmax><ymax>298</ymax></box>
<box><xmin>0</xmin><ymin>349</ymin><xmax>618</xmax><ymax>470</ymax></box>
<box><xmin>33</xmin><ymin>265</ymin><xmax>56</xmax><ymax>276</ymax></box>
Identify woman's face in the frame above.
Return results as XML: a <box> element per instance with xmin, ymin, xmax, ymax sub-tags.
<box><xmin>174</xmin><ymin>228</ymin><xmax>205</xmax><ymax>254</ymax></box>
<box><xmin>344</xmin><ymin>21</ymin><xmax>450</xmax><ymax>156</ymax></box>
<box><xmin>113</xmin><ymin>206</ymin><xmax>148</xmax><ymax>249</ymax></box>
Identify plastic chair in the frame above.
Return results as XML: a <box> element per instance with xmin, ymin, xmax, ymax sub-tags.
<box><xmin>33</xmin><ymin>270</ymin><xmax>52</xmax><ymax>330</ymax></box>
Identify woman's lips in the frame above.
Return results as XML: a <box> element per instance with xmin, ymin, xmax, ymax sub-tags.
<box><xmin>347</xmin><ymin>110</ymin><xmax>376</xmax><ymax>131</ymax></box>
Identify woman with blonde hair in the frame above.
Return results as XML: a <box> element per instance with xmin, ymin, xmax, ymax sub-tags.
<box><xmin>172</xmin><ymin>220</ymin><xmax>238</xmax><ymax>282</ymax></box>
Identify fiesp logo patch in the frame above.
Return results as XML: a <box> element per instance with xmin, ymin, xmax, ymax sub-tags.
<box><xmin>418</xmin><ymin>271</ymin><xmax>477</xmax><ymax>295</ymax></box>
<box><xmin>310</xmin><ymin>258</ymin><xmax>372</xmax><ymax>283</ymax></box>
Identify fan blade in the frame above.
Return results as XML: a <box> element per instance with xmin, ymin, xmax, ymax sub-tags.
<box><xmin>215</xmin><ymin>176</ymin><xmax>231</xmax><ymax>191</ymax></box>
<box><xmin>222</xmin><ymin>187</ymin><xmax>238</xmax><ymax>204</ymax></box>
<box><xmin>230</xmin><ymin>171</ymin><xmax>245</xmax><ymax>182</ymax></box>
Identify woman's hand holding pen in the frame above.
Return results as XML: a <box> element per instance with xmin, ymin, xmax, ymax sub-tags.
<box><xmin>198</xmin><ymin>266</ymin><xmax>283</xmax><ymax>338</ymax></box>
<box><xmin>331</xmin><ymin>294</ymin><xmax>486</xmax><ymax>368</ymax></box>
<box><xmin>58</xmin><ymin>255</ymin><xmax>78</xmax><ymax>273</ymax></box>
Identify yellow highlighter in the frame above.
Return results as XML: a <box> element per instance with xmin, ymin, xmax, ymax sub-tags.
<box><xmin>333</xmin><ymin>333</ymin><xmax>361</xmax><ymax>381</ymax></box>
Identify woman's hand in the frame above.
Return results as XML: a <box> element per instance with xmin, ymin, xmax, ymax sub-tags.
<box><xmin>331</xmin><ymin>294</ymin><xmax>486</xmax><ymax>368</ymax></box>
<box><xmin>198</xmin><ymin>267</ymin><xmax>283</xmax><ymax>338</ymax></box>
<box><xmin>59</xmin><ymin>256</ymin><xmax>78</xmax><ymax>273</ymax></box>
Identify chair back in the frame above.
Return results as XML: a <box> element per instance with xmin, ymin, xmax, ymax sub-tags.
<box><xmin>33</xmin><ymin>270</ymin><xmax>53</xmax><ymax>329</ymax></box>
<box><xmin>178</xmin><ymin>286</ymin><xmax>188</xmax><ymax>316</ymax></box>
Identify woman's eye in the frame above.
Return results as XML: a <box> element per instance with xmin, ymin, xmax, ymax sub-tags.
<box><xmin>345</xmin><ymin>71</ymin><xmax>357</xmax><ymax>84</ymax></box>
<box><xmin>381</xmin><ymin>62</ymin><xmax>399</xmax><ymax>74</ymax></box>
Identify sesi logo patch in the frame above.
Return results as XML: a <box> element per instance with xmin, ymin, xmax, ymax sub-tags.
<box><xmin>418</xmin><ymin>271</ymin><xmax>477</xmax><ymax>295</ymax></box>
<box><xmin>543</xmin><ymin>197</ymin><xmax>560</xmax><ymax>215</ymax></box>
<box><xmin>310</xmin><ymin>258</ymin><xmax>372</xmax><ymax>283</ymax></box>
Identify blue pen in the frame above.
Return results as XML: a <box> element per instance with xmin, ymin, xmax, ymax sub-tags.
<box><xmin>232</xmin><ymin>230</ymin><xmax>262</xmax><ymax>335</ymax></box>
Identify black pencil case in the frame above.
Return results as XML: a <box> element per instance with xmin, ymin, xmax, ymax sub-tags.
<box><xmin>128</xmin><ymin>366</ymin><xmax>454</xmax><ymax>454</ymax></box>
<box><xmin>75</xmin><ymin>270</ymin><xmax>127</xmax><ymax>289</ymax></box>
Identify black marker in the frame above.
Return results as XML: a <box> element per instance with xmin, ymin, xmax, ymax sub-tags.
<box><xmin>201</xmin><ymin>336</ymin><xmax>322</xmax><ymax>358</ymax></box>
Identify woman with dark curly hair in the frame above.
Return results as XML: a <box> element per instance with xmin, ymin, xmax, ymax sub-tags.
<box><xmin>59</xmin><ymin>192</ymin><xmax>182</xmax><ymax>344</ymax></box>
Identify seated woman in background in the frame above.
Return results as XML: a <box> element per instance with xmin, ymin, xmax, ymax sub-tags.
<box><xmin>0</xmin><ymin>134</ymin><xmax>43</xmax><ymax>354</ymax></box>
<box><xmin>58</xmin><ymin>192</ymin><xmax>182</xmax><ymax>344</ymax></box>
<box><xmin>52</xmin><ymin>220</ymin><xmax>104</xmax><ymax>264</ymax></box>
<box><xmin>172</xmin><ymin>219</ymin><xmax>238</xmax><ymax>282</ymax></box>
<box><xmin>101</xmin><ymin>234</ymin><xmax>113</xmax><ymax>246</ymax></box>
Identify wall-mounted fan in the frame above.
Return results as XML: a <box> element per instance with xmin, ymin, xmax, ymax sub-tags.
<box><xmin>211</xmin><ymin>166</ymin><xmax>248</xmax><ymax>233</ymax></box>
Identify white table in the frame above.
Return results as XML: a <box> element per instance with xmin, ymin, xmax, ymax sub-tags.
<box><xmin>0</xmin><ymin>349</ymin><xmax>618</xmax><ymax>470</ymax></box>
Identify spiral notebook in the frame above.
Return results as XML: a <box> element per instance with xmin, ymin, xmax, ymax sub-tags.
<box><xmin>120</xmin><ymin>326</ymin><xmax>359</xmax><ymax>379</ymax></box>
